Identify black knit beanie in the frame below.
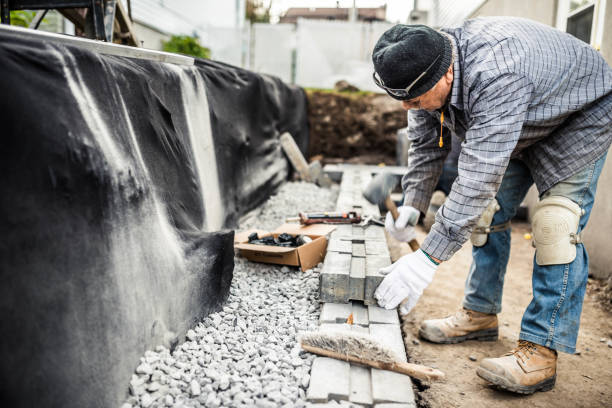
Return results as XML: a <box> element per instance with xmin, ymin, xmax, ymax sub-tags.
<box><xmin>372</xmin><ymin>24</ymin><xmax>452</xmax><ymax>100</ymax></box>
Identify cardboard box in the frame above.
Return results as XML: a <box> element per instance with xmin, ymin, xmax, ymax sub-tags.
<box><xmin>234</xmin><ymin>223</ymin><xmax>336</xmax><ymax>271</ymax></box>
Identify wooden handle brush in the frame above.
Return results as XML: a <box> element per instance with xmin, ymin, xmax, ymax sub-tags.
<box><xmin>300</xmin><ymin>331</ymin><xmax>445</xmax><ymax>382</ymax></box>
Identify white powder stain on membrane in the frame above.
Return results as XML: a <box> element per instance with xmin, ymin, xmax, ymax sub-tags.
<box><xmin>53</xmin><ymin>48</ymin><xmax>187</xmax><ymax>305</ymax></box>
<box><xmin>53</xmin><ymin>49</ymin><xmax>127</xmax><ymax>177</ymax></box>
<box><xmin>169</xmin><ymin>65</ymin><xmax>224</xmax><ymax>232</ymax></box>
<box><xmin>54</xmin><ymin>48</ymin><xmax>223</xmax><ymax>233</ymax></box>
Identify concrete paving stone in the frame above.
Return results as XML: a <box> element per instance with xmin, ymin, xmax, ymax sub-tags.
<box><xmin>330</xmin><ymin>225</ymin><xmax>353</xmax><ymax>240</ymax></box>
<box><xmin>323</xmin><ymin>251</ymin><xmax>352</xmax><ymax>274</ymax></box>
<box><xmin>356</xmin><ymin>321</ymin><xmax>415</xmax><ymax>404</ymax></box>
<box><xmin>340</xmin><ymin>171</ymin><xmax>359</xmax><ymax>189</ymax></box>
<box><xmin>348</xmin><ymin>257</ymin><xmax>366</xmax><ymax>301</ymax></box>
<box><xmin>335</xmin><ymin>195</ymin><xmax>350</xmax><ymax>205</ymax></box>
<box><xmin>307</xmin><ymin>357</ymin><xmax>350</xmax><ymax>403</ymax></box>
<box><xmin>323</xmin><ymin>164</ymin><xmax>408</xmax><ymax>182</ymax></box>
<box><xmin>374</xmin><ymin>403</ymin><xmax>416</xmax><ymax>408</ymax></box>
<box><xmin>350</xmin><ymin>324</ymin><xmax>370</xmax><ymax>334</ymax></box>
<box><xmin>329</xmin><ymin>233</ymin><xmax>365</xmax><ymax>244</ymax></box>
<box><xmin>352</xmin><ymin>243</ymin><xmax>366</xmax><ymax>258</ymax></box>
<box><xmin>365</xmin><ymin>240</ymin><xmax>390</xmax><ymax>257</ymax></box>
<box><xmin>336</xmin><ymin>194</ymin><xmax>351</xmax><ymax>203</ymax></box>
<box><xmin>319</xmin><ymin>323</ymin><xmax>352</xmax><ymax>332</ymax></box>
<box><xmin>365</xmin><ymin>256</ymin><xmax>391</xmax><ymax>277</ymax></box>
<box><xmin>337</xmin><ymin>205</ymin><xmax>351</xmax><ymax>213</ymax></box>
<box><xmin>358</xmin><ymin>170</ymin><xmax>372</xmax><ymax>186</ymax></box>
<box><xmin>371</xmin><ymin>370</ymin><xmax>414</xmax><ymax>405</ymax></box>
<box><xmin>349</xmin><ymin>365</ymin><xmax>373</xmax><ymax>406</ymax></box>
<box><xmin>363</xmin><ymin>256</ymin><xmax>391</xmax><ymax>305</ymax></box>
<box><xmin>368</xmin><ymin>324</ymin><xmax>405</xmax><ymax>362</ymax></box>
<box><xmin>320</xmin><ymin>252</ymin><xmax>351</xmax><ymax>303</ymax></box>
<box><xmin>336</xmin><ymin>192</ymin><xmax>357</xmax><ymax>203</ymax></box>
<box><xmin>351</xmin><ymin>303</ymin><xmax>369</xmax><ymax>326</ymax></box>
<box><xmin>360</xmin><ymin>201</ymin><xmax>381</xmax><ymax>217</ymax></box>
<box><xmin>364</xmin><ymin>226</ymin><xmax>386</xmax><ymax>240</ymax></box>
<box><xmin>339</xmin><ymin>177</ymin><xmax>357</xmax><ymax>189</ymax></box>
<box><xmin>367</xmin><ymin>306</ymin><xmax>400</xmax><ymax>326</ymax></box>
<box><xmin>328</xmin><ymin>238</ymin><xmax>352</xmax><ymax>254</ymax></box>
<box><xmin>320</xmin><ymin>303</ymin><xmax>352</xmax><ymax>324</ymax></box>
<box><xmin>351</xmin><ymin>225</ymin><xmax>365</xmax><ymax>236</ymax></box>
<box><xmin>336</xmin><ymin>203</ymin><xmax>358</xmax><ymax>213</ymax></box>
<box><xmin>340</xmin><ymin>177</ymin><xmax>358</xmax><ymax>192</ymax></box>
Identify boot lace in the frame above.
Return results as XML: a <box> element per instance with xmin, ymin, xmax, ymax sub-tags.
<box><xmin>447</xmin><ymin>308</ymin><xmax>471</xmax><ymax>327</ymax></box>
<box><xmin>508</xmin><ymin>340</ymin><xmax>537</xmax><ymax>364</ymax></box>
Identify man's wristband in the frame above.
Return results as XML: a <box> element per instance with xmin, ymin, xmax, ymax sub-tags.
<box><xmin>421</xmin><ymin>249</ymin><xmax>441</xmax><ymax>265</ymax></box>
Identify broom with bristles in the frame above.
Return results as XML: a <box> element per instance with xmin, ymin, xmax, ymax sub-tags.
<box><xmin>299</xmin><ymin>330</ymin><xmax>445</xmax><ymax>382</ymax></box>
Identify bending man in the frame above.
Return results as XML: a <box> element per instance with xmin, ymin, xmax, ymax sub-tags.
<box><xmin>372</xmin><ymin>17</ymin><xmax>611</xmax><ymax>394</ymax></box>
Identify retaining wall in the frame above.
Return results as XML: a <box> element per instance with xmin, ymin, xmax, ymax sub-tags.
<box><xmin>0</xmin><ymin>26</ymin><xmax>308</xmax><ymax>408</ymax></box>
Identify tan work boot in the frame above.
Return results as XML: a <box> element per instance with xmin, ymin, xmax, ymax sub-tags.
<box><xmin>419</xmin><ymin>307</ymin><xmax>498</xmax><ymax>343</ymax></box>
<box><xmin>477</xmin><ymin>340</ymin><xmax>557</xmax><ymax>394</ymax></box>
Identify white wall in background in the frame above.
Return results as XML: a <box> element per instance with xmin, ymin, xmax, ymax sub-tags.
<box><xmin>432</xmin><ymin>0</ymin><xmax>486</xmax><ymax>27</ymax></box>
<box><xmin>294</xmin><ymin>19</ymin><xmax>393</xmax><ymax>91</ymax></box>
<box><xmin>202</xmin><ymin>19</ymin><xmax>396</xmax><ymax>90</ymax></box>
<box><xmin>206</xmin><ymin>25</ymin><xmax>251</xmax><ymax>68</ymax></box>
<box><xmin>251</xmin><ymin>23</ymin><xmax>295</xmax><ymax>83</ymax></box>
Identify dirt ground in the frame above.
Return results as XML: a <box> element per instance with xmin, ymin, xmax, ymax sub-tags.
<box><xmin>306</xmin><ymin>90</ymin><xmax>406</xmax><ymax>165</ymax></box>
<box><xmin>387</xmin><ymin>222</ymin><xmax>612</xmax><ymax>408</ymax></box>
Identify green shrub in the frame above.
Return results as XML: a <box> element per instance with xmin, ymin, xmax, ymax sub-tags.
<box><xmin>162</xmin><ymin>35</ymin><xmax>210</xmax><ymax>59</ymax></box>
<box><xmin>10</xmin><ymin>10</ymin><xmax>36</xmax><ymax>27</ymax></box>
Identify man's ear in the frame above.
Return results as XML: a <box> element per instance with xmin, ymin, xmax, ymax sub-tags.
<box><xmin>445</xmin><ymin>64</ymin><xmax>454</xmax><ymax>85</ymax></box>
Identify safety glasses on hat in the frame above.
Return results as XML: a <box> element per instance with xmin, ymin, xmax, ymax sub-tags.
<box><xmin>373</xmin><ymin>54</ymin><xmax>441</xmax><ymax>100</ymax></box>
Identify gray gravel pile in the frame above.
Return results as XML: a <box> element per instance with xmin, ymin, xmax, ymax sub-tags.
<box><xmin>122</xmin><ymin>181</ymin><xmax>338</xmax><ymax>408</ymax></box>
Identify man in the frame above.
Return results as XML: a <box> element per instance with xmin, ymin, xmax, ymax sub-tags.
<box><xmin>371</xmin><ymin>17</ymin><xmax>611</xmax><ymax>394</ymax></box>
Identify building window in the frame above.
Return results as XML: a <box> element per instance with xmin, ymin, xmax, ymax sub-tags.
<box><xmin>557</xmin><ymin>0</ymin><xmax>608</xmax><ymax>49</ymax></box>
<box><xmin>566</xmin><ymin>1</ymin><xmax>595</xmax><ymax>43</ymax></box>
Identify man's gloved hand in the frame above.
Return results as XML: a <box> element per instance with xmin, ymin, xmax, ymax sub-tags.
<box><xmin>385</xmin><ymin>205</ymin><xmax>419</xmax><ymax>242</ymax></box>
<box><xmin>374</xmin><ymin>249</ymin><xmax>438</xmax><ymax>315</ymax></box>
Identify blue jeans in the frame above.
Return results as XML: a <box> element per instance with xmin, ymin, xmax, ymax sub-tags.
<box><xmin>463</xmin><ymin>153</ymin><xmax>607</xmax><ymax>354</ymax></box>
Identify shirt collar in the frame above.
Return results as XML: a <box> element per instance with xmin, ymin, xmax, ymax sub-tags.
<box><xmin>443</xmin><ymin>31</ymin><xmax>463</xmax><ymax>110</ymax></box>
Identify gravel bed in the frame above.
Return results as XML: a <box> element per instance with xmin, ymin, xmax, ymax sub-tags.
<box><xmin>122</xmin><ymin>181</ymin><xmax>338</xmax><ymax>408</ymax></box>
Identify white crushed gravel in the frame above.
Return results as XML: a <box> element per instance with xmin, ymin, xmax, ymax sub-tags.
<box><xmin>122</xmin><ymin>181</ymin><xmax>339</xmax><ymax>408</ymax></box>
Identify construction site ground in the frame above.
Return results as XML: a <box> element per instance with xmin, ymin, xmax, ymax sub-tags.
<box><xmin>306</xmin><ymin>90</ymin><xmax>407</xmax><ymax>166</ymax></box>
<box><xmin>388</xmin><ymin>222</ymin><xmax>612</xmax><ymax>408</ymax></box>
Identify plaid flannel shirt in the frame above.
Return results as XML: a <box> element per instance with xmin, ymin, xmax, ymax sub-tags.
<box><xmin>402</xmin><ymin>17</ymin><xmax>612</xmax><ymax>261</ymax></box>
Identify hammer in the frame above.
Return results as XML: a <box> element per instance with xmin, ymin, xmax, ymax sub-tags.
<box><xmin>363</xmin><ymin>172</ymin><xmax>420</xmax><ymax>252</ymax></box>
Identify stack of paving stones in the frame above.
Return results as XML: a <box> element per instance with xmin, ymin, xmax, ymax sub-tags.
<box><xmin>320</xmin><ymin>170</ymin><xmax>391</xmax><ymax>305</ymax></box>
<box><xmin>308</xmin><ymin>168</ymin><xmax>416</xmax><ymax>407</ymax></box>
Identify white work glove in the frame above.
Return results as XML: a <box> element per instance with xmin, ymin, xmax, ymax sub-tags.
<box><xmin>385</xmin><ymin>205</ymin><xmax>418</xmax><ymax>242</ymax></box>
<box><xmin>374</xmin><ymin>249</ymin><xmax>438</xmax><ymax>315</ymax></box>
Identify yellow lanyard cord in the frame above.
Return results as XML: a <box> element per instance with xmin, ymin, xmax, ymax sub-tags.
<box><xmin>439</xmin><ymin>111</ymin><xmax>444</xmax><ymax>148</ymax></box>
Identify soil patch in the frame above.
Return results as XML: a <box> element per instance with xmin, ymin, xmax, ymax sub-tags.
<box><xmin>587</xmin><ymin>276</ymin><xmax>612</xmax><ymax>314</ymax></box>
<box><xmin>386</xmin><ymin>222</ymin><xmax>612</xmax><ymax>408</ymax></box>
<box><xmin>306</xmin><ymin>90</ymin><xmax>407</xmax><ymax>165</ymax></box>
